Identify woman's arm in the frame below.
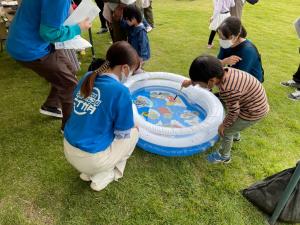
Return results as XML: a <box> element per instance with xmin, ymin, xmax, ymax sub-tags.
<box><xmin>39</xmin><ymin>24</ymin><xmax>81</xmax><ymax>43</ymax></box>
<box><xmin>113</xmin><ymin>91</ymin><xmax>135</xmax><ymax>139</ymax></box>
<box><xmin>39</xmin><ymin>18</ymin><xmax>91</xmax><ymax>43</ymax></box>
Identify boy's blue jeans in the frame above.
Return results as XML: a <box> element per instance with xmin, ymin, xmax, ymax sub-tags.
<box><xmin>219</xmin><ymin>118</ymin><xmax>260</xmax><ymax>158</ymax></box>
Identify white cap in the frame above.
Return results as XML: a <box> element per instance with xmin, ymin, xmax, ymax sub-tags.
<box><xmin>120</xmin><ymin>0</ymin><xmax>136</xmax><ymax>5</ymax></box>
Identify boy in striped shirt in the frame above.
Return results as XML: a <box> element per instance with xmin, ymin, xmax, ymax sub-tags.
<box><xmin>182</xmin><ymin>55</ymin><xmax>269</xmax><ymax>164</ymax></box>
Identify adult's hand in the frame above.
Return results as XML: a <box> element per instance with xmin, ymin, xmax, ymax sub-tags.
<box><xmin>79</xmin><ymin>18</ymin><xmax>92</xmax><ymax>32</ymax></box>
<box><xmin>181</xmin><ymin>79</ymin><xmax>192</xmax><ymax>88</ymax></box>
<box><xmin>221</xmin><ymin>55</ymin><xmax>242</xmax><ymax>66</ymax></box>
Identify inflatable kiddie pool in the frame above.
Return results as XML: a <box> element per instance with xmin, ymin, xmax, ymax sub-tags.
<box><xmin>125</xmin><ymin>72</ymin><xmax>224</xmax><ymax>157</ymax></box>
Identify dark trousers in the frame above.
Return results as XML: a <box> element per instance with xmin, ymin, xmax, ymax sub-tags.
<box><xmin>95</xmin><ymin>0</ymin><xmax>107</xmax><ymax>29</ymax></box>
<box><xmin>144</xmin><ymin>1</ymin><xmax>154</xmax><ymax>27</ymax></box>
<box><xmin>19</xmin><ymin>50</ymin><xmax>78</xmax><ymax>129</ymax></box>
<box><xmin>208</xmin><ymin>30</ymin><xmax>216</xmax><ymax>45</ymax></box>
<box><xmin>293</xmin><ymin>64</ymin><xmax>300</xmax><ymax>84</ymax></box>
<box><xmin>111</xmin><ymin>19</ymin><xmax>127</xmax><ymax>43</ymax></box>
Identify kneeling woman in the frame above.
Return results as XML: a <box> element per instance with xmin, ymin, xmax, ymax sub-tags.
<box><xmin>64</xmin><ymin>41</ymin><xmax>140</xmax><ymax>191</ymax></box>
<box><xmin>217</xmin><ymin>17</ymin><xmax>264</xmax><ymax>82</ymax></box>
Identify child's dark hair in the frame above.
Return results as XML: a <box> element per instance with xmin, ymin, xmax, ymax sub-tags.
<box><xmin>189</xmin><ymin>55</ymin><xmax>224</xmax><ymax>83</ymax></box>
<box><xmin>218</xmin><ymin>16</ymin><xmax>247</xmax><ymax>39</ymax></box>
<box><xmin>123</xmin><ymin>5</ymin><xmax>142</xmax><ymax>24</ymax></box>
<box><xmin>81</xmin><ymin>41</ymin><xmax>139</xmax><ymax>98</ymax></box>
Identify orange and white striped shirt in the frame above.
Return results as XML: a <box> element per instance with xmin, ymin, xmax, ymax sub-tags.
<box><xmin>219</xmin><ymin>68</ymin><xmax>269</xmax><ymax>128</ymax></box>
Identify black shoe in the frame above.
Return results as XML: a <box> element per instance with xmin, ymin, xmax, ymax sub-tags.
<box><xmin>39</xmin><ymin>106</ymin><xmax>62</xmax><ymax>118</ymax></box>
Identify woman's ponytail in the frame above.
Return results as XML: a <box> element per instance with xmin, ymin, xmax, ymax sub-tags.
<box><xmin>80</xmin><ymin>61</ymin><xmax>110</xmax><ymax>98</ymax></box>
<box><xmin>79</xmin><ymin>41</ymin><xmax>139</xmax><ymax>99</ymax></box>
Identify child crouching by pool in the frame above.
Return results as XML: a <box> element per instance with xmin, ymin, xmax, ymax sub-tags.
<box><xmin>182</xmin><ymin>55</ymin><xmax>269</xmax><ymax>164</ymax></box>
<box><xmin>63</xmin><ymin>41</ymin><xmax>140</xmax><ymax>191</ymax></box>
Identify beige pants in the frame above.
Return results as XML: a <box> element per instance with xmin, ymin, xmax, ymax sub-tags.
<box><xmin>230</xmin><ymin>0</ymin><xmax>245</xmax><ymax>19</ymax></box>
<box><xmin>64</xmin><ymin>128</ymin><xmax>139</xmax><ymax>188</ymax></box>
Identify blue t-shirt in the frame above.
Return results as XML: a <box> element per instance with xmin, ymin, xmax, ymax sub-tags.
<box><xmin>217</xmin><ymin>40</ymin><xmax>264</xmax><ymax>82</ymax></box>
<box><xmin>7</xmin><ymin>0</ymin><xmax>71</xmax><ymax>61</ymax></box>
<box><xmin>64</xmin><ymin>73</ymin><xmax>134</xmax><ymax>154</ymax></box>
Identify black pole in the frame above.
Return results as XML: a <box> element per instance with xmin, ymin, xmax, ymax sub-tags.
<box><xmin>269</xmin><ymin>163</ymin><xmax>300</xmax><ymax>225</ymax></box>
<box><xmin>88</xmin><ymin>28</ymin><xmax>96</xmax><ymax>60</ymax></box>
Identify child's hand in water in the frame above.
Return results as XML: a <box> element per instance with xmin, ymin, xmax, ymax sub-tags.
<box><xmin>181</xmin><ymin>80</ymin><xmax>192</xmax><ymax>88</ymax></box>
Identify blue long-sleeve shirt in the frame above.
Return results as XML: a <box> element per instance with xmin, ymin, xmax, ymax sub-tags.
<box><xmin>217</xmin><ymin>40</ymin><xmax>264</xmax><ymax>82</ymax></box>
<box><xmin>7</xmin><ymin>0</ymin><xmax>81</xmax><ymax>62</ymax></box>
<box><xmin>121</xmin><ymin>20</ymin><xmax>150</xmax><ymax>61</ymax></box>
<box><xmin>39</xmin><ymin>24</ymin><xmax>81</xmax><ymax>43</ymax></box>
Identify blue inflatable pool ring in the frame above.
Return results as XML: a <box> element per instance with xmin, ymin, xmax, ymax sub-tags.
<box><xmin>125</xmin><ymin>72</ymin><xmax>224</xmax><ymax>157</ymax></box>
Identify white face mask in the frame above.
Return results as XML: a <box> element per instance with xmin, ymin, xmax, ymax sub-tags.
<box><xmin>219</xmin><ymin>39</ymin><xmax>234</xmax><ymax>49</ymax></box>
<box><xmin>120</xmin><ymin>69</ymin><xmax>134</xmax><ymax>83</ymax></box>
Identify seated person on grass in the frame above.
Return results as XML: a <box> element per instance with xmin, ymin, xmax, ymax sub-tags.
<box><xmin>182</xmin><ymin>55</ymin><xmax>269</xmax><ymax>164</ymax></box>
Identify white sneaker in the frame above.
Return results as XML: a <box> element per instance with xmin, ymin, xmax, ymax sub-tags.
<box><xmin>90</xmin><ymin>172</ymin><xmax>114</xmax><ymax>192</ymax></box>
<box><xmin>146</xmin><ymin>26</ymin><xmax>153</xmax><ymax>33</ymax></box>
<box><xmin>280</xmin><ymin>80</ymin><xmax>300</xmax><ymax>88</ymax></box>
<box><xmin>79</xmin><ymin>173</ymin><xmax>91</xmax><ymax>182</ymax></box>
<box><xmin>288</xmin><ymin>90</ymin><xmax>300</xmax><ymax>101</ymax></box>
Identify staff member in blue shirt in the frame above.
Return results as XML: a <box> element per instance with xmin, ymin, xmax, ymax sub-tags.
<box><xmin>217</xmin><ymin>16</ymin><xmax>264</xmax><ymax>82</ymax></box>
<box><xmin>6</xmin><ymin>0</ymin><xmax>91</xmax><ymax>130</ymax></box>
<box><xmin>64</xmin><ymin>41</ymin><xmax>140</xmax><ymax>192</ymax></box>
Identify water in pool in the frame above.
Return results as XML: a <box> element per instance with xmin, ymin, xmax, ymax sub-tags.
<box><xmin>132</xmin><ymin>86</ymin><xmax>207</xmax><ymax>128</ymax></box>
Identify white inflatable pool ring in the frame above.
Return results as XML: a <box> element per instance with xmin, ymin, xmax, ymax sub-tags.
<box><xmin>125</xmin><ymin>72</ymin><xmax>224</xmax><ymax>157</ymax></box>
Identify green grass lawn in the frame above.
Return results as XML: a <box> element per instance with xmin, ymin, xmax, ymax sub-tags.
<box><xmin>0</xmin><ymin>0</ymin><xmax>300</xmax><ymax>224</ymax></box>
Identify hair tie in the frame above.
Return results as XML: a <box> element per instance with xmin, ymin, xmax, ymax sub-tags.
<box><xmin>95</xmin><ymin>60</ymin><xmax>110</xmax><ymax>75</ymax></box>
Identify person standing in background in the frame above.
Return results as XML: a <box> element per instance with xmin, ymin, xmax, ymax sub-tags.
<box><xmin>144</xmin><ymin>0</ymin><xmax>154</xmax><ymax>28</ymax></box>
<box><xmin>6</xmin><ymin>0</ymin><xmax>91</xmax><ymax>131</ymax></box>
<box><xmin>95</xmin><ymin>0</ymin><xmax>109</xmax><ymax>34</ymax></box>
<box><xmin>281</xmin><ymin>65</ymin><xmax>300</xmax><ymax>100</ymax></box>
<box><xmin>280</xmin><ymin>18</ymin><xmax>300</xmax><ymax>101</ymax></box>
<box><xmin>103</xmin><ymin>0</ymin><xmax>136</xmax><ymax>42</ymax></box>
<box><xmin>208</xmin><ymin>0</ymin><xmax>235</xmax><ymax>48</ymax></box>
<box><xmin>230</xmin><ymin>0</ymin><xmax>245</xmax><ymax>19</ymax></box>
<box><xmin>135</xmin><ymin>0</ymin><xmax>153</xmax><ymax>32</ymax></box>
